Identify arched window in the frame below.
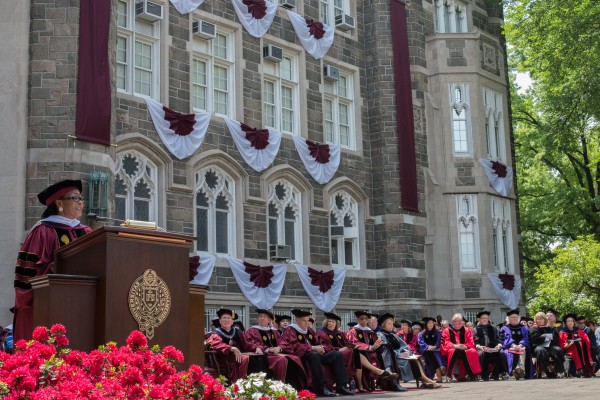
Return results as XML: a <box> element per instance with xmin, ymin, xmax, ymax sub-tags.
<box><xmin>435</xmin><ymin>0</ymin><xmax>468</xmax><ymax>33</ymax></box>
<box><xmin>491</xmin><ymin>198</ymin><xmax>514</xmax><ymax>273</ymax></box>
<box><xmin>483</xmin><ymin>88</ymin><xmax>506</xmax><ymax>161</ymax></box>
<box><xmin>195</xmin><ymin>167</ymin><xmax>235</xmax><ymax>255</ymax></box>
<box><xmin>267</xmin><ymin>179</ymin><xmax>302</xmax><ymax>262</ymax></box>
<box><xmin>329</xmin><ymin>190</ymin><xmax>359</xmax><ymax>268</ymax></box>
<box><xmin>114</xmin><ymin>151</ymin><xmax>158</xmax><ymax>222</ymax></box>
<box><xmin>450</xmin><ymin>83</ymin><xmax>471</xmax><ymax>155</ymax></box>
<box><xmin>456</xmin><ymin>194</ymin><xmax>480</xmax><ymax>271</ymax></box>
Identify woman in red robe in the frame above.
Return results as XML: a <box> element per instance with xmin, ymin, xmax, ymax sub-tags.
<box><xmin>396</xmin><ymin>319</ymin><xmax>418</xmax><ymax>353</ymax></box>
<box><xmin>243</xmin><ymin>308</ymin><xmax>307</xmax><ymax>389</ymax></box>
<box><xmin>441</xmin><ymin>313</ymin><xmax>482</xmax><ymax>381</ymax></box>
<box><xmin>559</xmin><ymin>313</ymin><xmax>595</xmax><ymax>377</ymax></box>
<box><xmin>13</xmin><ymin>179</ymin><xmax>92</xmax><ymax>342</ymax></box>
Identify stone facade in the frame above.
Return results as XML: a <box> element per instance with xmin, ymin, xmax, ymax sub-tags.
<box><xmin>0</xmin><ymin>0</ymin><xmax>521</xmax><ymax>330</ymax></box>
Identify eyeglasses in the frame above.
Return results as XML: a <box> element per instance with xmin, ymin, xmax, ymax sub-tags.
<box><xmin>61</xmin><ymin>195</ymin><xmax>85</xmax><ymax>202</ymax></box>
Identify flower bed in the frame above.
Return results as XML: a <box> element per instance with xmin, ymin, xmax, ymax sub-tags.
<box><xmin>0</xmin><ymin>325</ymin><xmax>315</xmax><ymax>400</ymax></box>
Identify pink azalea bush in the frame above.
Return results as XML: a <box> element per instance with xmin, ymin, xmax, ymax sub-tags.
<box><xmin>0</xmin><ymin>325</ymin><xmax>316</xmax><ymax>400</ymax></box>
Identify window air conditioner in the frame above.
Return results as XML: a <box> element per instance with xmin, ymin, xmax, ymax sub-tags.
<box><xmin>192</xmin><ymin>20</ymin><xmax>216</xmax><ymax>39</ymax></box>
<box><xmin>263</xmin><ymin>44</ymin><xmax>284</xmax><ymax>63</ymax></box>
<box><xmin>270</xmin><ymin>244</ymin><xmax>291</xmax><ymax>261</ymax></box>
<box><xmin>280</xmin><ymin>0</ymin><xmax>296</xmax><ymax>10</ymax></box>
<box><xmin>323</xmin><ymin>64</ymin><xmax>340</xmax><ymax>82</ymax></box>
<box><xmin>335</xmin><ymin>14</ymin><xmax>355</xmax><ymax>31</ymax></box>
<box><xmin>135</xmin><ymin>0</ymin><xmax>163</xmax><ymax>22</ymax></box>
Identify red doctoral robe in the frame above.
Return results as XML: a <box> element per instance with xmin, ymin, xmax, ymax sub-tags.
<box><xmin>559</xmin><ymin>328</ymin><xmax>594</xmax><ymax>372</ymax></box>
<box><xmin>397</xmin><ymin>330</ymin><xmax>419</xmax><ymax>353</ymax></box>
<box><xmin>346</xmin><ymin>326</ymin><xmax>382</xmax><ymax>368</ymax></box>
<box><xmin>14</xmin><ymin>221</ymin><xmax>92</xmax><ymax>341</ymax></box>
<box><xmin>441</xmin><ymin>326</ymin><xmax>482</xmax><ymax>378</ymax></box>
<box><xmin>244</xmin><ymin>326</ymin><xmax>307</xmax><ymax>385</ymax></box>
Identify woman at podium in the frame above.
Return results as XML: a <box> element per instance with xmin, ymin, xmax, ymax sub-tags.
<box><xmin>13</xmin><ymin>179</ymin><xmax>92</xmax><ymax>342</ymax></box>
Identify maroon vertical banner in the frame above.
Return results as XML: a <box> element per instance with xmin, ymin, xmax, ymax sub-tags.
<box><xmin>75</xmin><ymin>0</ymin><xmax>111</xmax><ymax>145</ymax></box>
<box><xmin>390</xmin><ymin>0</ymin><xmax>419</xmax><ymax>212</ymax></box>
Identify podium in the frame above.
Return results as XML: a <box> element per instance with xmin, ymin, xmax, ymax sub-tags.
<box><xmin>30</xmin><ymin>226</ymin><xmax>207</xmax><ymax>367</ymax></box>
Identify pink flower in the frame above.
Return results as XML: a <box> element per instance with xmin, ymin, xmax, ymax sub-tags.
<box><xmin>49</xmin><ymin>323</ymin><xmax>67</xmax><ymax>335</ymax></box>
<box><xmin>32</xmin><ymin>326</ymin><xmax>49</xmax><ymax>342</ymax></box>
<box><xmin>162</xmin><ymin>345</ymin><xmax>184</xmax><ymax>363</ymax></box>
<box><xmin>298</xmin><ymin>389</ymin><xmax>316</xmax><ymax>400</ymax></box>
<box><xmin>126</xmin><ymin>330</ymin><xmax>148</xmax><ymax>350</ymax></box>
<box><xmin>55</xmin><ymin>334</ymin><xmax>69</xmax><ymax>347</ymax></box>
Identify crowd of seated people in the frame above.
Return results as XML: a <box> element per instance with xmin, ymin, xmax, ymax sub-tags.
<box><xmin>204</xmin><ymin>307</ymin><xmax>600</xmax><ymax>396</ymax></box>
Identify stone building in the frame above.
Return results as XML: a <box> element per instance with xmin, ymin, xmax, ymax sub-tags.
<box><xmin>0</xmin><ymin>0</ymin><xmax>521</xmax><ymax>332</ymax></box>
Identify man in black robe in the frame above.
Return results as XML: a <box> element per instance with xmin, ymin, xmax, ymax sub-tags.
<box><xmin>474</xmin><ymin>311</ymin><xmax>507</xmax><ymax>380</ymax></box>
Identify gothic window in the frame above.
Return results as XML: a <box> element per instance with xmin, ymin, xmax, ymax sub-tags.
<box><xmin>329</xmin><ymin>191</ymin><xmax>359</xmax><ymax>268</ymax></box>
<box><xmin>450</xmin><ymin>83</ymin><xmax>471</xmax><ymax>155</ymax></box>
<box><xmin>114</xmin><ymin>151</ymin><xmax>158</xmax><ymax>222</ymax></box>
<box><xmin>267</xmin><ymin>180</ymin><xmax>302</xmax><ymax>262</ymax></box>
<box><xmin>195</xmin><ymin>167</ymin><xmax>235</xmax><ymax>255</ymax></box>
<box><xmin>491</xmin><ymin>198</ymin><xmax>514</xmax><ymax>273</ymax></box>
<box><xmin>483</xmin><ymin>88</ymin><xmax>506</xmax><ymax>161</ymax></box>
<box><xmin>456</xmin><ymin>194</ymin><xmax>480</xmax><ymax>271</ymax></box>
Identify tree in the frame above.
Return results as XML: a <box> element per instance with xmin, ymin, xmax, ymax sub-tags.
<box><xmin>504</xmin><ymin>0</ymin><xmax>600</xmax><ymax>300</ymax></box>
<box><xmin>528</xmin><ymin>237</ymin><xmax>600</xmax><ymax>320</ymax></box>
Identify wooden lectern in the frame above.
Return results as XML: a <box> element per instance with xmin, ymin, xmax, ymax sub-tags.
<box><xmin>30</xmin><ymin>226</ymin><xmax>207</xmax><ymax>367</ymax></box>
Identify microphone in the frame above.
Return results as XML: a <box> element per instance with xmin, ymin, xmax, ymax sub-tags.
<box><xmin>87</xmin><ymin>212</ymin><xmax>110</xmax><ymax>222</ymax></box>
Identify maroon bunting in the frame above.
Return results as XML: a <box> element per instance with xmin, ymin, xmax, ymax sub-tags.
<box><xmin>163</xmin><ymin>106</ymin><xmax>196</xmax><ymax>136</ymax></box>
<box><xmin>240</xmin><ymin>123</ymin><xmax>270</xmax><ymax>150</ymax></box>
<box><xmin>244</xmin><ymin>261</ymin><xmax>274</xmax><ymax>288</ymax></box>
<box><xmin>491</xmin><ymin>161</ymin><xmax>508</xmax><ymax>178</ymax></box>
<box><xmin>305</xmin><ymin>18</ymin><xmax>325</xmax><ymax>39</ymax></box>
<box><xmin>189</xmin><ymin>255</ymin><xmax>200</xmax><ymax>281</ymax></box>
<box><xmin>307</xmin><ymin>140</ymin><xmax>331</xmax><ymax>164</ymax></box>
<box><xmin>242</xmin><ymin>0</ymin><xmax>267</xmax><ymax>19</ymax></box>
<box><xmin>499</xmin><ymin>273</ymin><xmax>515</xmax><ymax>290</ymax></box>
<box><xmin>308</xmin><ymin>267</ymin><xmax>335</xmax><ymax>293</ymax></box>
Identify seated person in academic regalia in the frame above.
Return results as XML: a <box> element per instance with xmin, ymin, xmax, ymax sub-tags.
<box><xmin>279</xmin><ymin>309</ymin><xmax>354</xmax><ymax>397</ymax></box>
<box><xmin>276</xmin><ymin>314</ymin><xmax>291</xmax><ymax>334</ymax></box>
<box><xmin>559</xmin><ymin>314</ymin><xmax>595</xmax><ymax>377</ymax></box>
<box><xmin>576</xmin><ymin>316</ymin><xmax>599</xmax><ymax>369</ymax></box>
<box><xmin>499</xmin><ymin>309</ymin><xmax>534</xmax><ymax>380</ymax></box>
<box><xmin>418</xmin><ymin>317</ymin><xmax>446</xmax><ymax>381</ymax></box>
<box><xmin>396</xmin><ymin>319</ymin><xmax>418</xmax><ymax>353</ymax></box>
<box><xmin>546</xmin><ymin>308</ymin><xmax>563</xmax><ymax>331</ymax></box>
<box><xmin>441</xmin><ymin>313</ymin><xmax>482</xmax><ymax>381</ymax></box>
<box><xmin>529</xmin><ymin>312</ymin><xmax>565</xmax><ymax>378</ymax></box>
<box><xmin>244</xmin><ymin>309</ymin><xmax>308</xmax><ymax>389</ymax></box>
<box><xmin>347</xmin><ymin>321</ymin><xmax>358</xmax><ymax>331</ymax></box>
<box><xmin>318</xmin><ymin>312</ymin><xmax>396</xmax><ymax>392</ymax></box>
<box><xmin>368</xmin><ymin>315</ymin><xmax>381</xmax><ymax>333</ymax></box>
<box><xmin>204</xmin><ymin>308</ymin><xmax>267</xmax><ymax>382</ymax></box>
<box><xmin>378</xmin><ymin>313</ymin><xmax>442</xmax><ymax>390</ymax></box>
<box><xmin>346</xmin><ymin>311</ymin><xmax>385</xmax><ymax>373</ymax></box>
<box><xmin>474</xmin><ymin>311</ymin><xmax>507</xmax><ymax>381</ymax></box>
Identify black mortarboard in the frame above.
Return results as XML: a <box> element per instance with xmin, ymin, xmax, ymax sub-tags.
<box><xmin>275</xmin><ymin>314</ymin><xmax>291</xmax><ymax>323</ymax></box>
<box><xmin>477</xmin><ymin>311</ymin><xmax>491</xmax><ymax>319</ymax></box>
<box><xmin>217</xmin><ymin>308</ymin><xmax>238</xmax><ymax>319</ymax></box>
<box><xmin>232</xmin><ymin>321</ymin><xmax>245</xmax><ymax>331</ymax></box>
<box><xmin>422</xmin><ymin>317</ymin><xmax>436</xmax><ymax>324</ymax></box>
<box><xmin>545</xmin><ymin>308</ymin><xmax>559</xmax><ymax>318</ymax></box>
<box><xmin>399</xmin><ymin>319</ymin><xmax>411</xmax><ymax>325</ymax></box>
<box><xmin>354</xmin><ymin>310</ymin><xmax>371</xmax><ymax>318</ymax></box>
<box><xmin>211</xmin><ymin>318</ymin><xmax>220</xmax><ymax>328</ymax></box>
<box><xmin>324</xmin><ymin>312</ymin><xmax>341</xmax><ymax>321</ymax></box>
<box><xmin>393</xmin><ymin>321</ymin><xmax>402</xmax><ymax>328</ymax></box>
<box><xmin>378</xmin><ymin>313</ymin><xmax>395</xmax><ymax>326</ymax></box>
<box><xmin>255</xmin><ymin>308</ymin><xmax>274</xmax><ymax>319</ymax></box>
<box><xmin>37</xmin><ymin>179</ymin><xmax>82</xmax><ymax>206</ymax></box>
<box><xmin>562</xmin><ymin>313</ymin><xmax>578</xmax><ymax>323</ymax></box>
<box><xmin>347</xmin><ymin>322</ymin><xmax>358</xmax><ymax>328</ymax></box>
<box><xmin>506</xmin><ymin>309</ymin><xmax>520</xmax><ymax>316</ymax></box>
<box><xmin>411</xmin><ymin>321</ymin><xmax>424</xmax><ymax>330</ymax></box>
<box><xmin>291</xmin><ymin>309</ymin><xmax>312</xmax><ymax>318</ymax></box>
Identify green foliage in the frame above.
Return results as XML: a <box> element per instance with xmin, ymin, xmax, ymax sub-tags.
<box><xmin>528</xmin><ymin>237</ymin><xmax>600</xmax><ymax>320</ymax></box>
<box><xmin>504</xmin><ymin>0</ymin><xmax>600</xmax><ymax>302</ymax></box>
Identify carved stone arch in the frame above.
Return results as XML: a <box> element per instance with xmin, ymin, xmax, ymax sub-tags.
<box><xmin>189</xmin><ymin>149</ymin><xmax>249</xmax><ymax>201</ymax></box>
<box><xmin>260</xmin><ymin>164</ymin><xmax>314</xmax><ymax>211</ymax></box>
<box><xmin>115</xmin><ymin>133</ymin><xmax>172</xmax><ymax>169</ymax></box>
<box><xmin>323</xmin><ymin>177</ymin><xmax>369</xmax><ymax>220</ymax></box>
